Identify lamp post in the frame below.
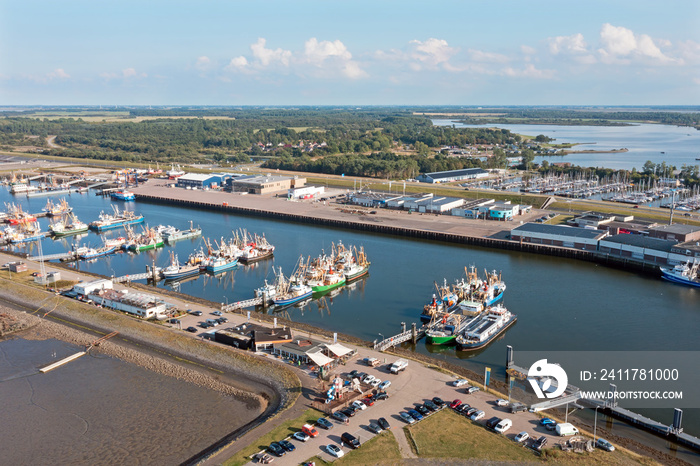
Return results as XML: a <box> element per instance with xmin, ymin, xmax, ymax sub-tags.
<box><xmin>378</xmin><ymin>333</ymin><xmax>384</xmax><ymax>343</ymax></box>
<box><xmin>594</xmin><ymin>406</ymin><xmax>600</xmax><ymax>444</ymax></box>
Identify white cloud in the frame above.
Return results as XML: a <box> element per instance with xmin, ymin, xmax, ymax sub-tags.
<box><xmin>521</xmin><ymin>45</ymin><xmax>536</xmax><ymax>55</ymax></box>
<box><xmin>303</xmin><ymin>38</ymin><xmax>367</xmax><ymax>79</ymax></box>
<box><xmin>502</xmin><ymin>64</ymin><xmax>553</xmax><ymax>79</ymax></box>
<box><xmin>250</xmin><ymin>38</ymin><xmax>292</xmax><ymax>67</ymax></box>
<box><xmin>598</xmin><ymin>23</ymin><xmax>677</xmax><ymax>64</ymax></box>
<box><xmin>195</xmin><ymin>56</ymin><xmax>212</xmax><ymax>71</ymax></box>
<box><xmin>47</xmin><ymin>68</ymin><xmax>70</xmax><ymax>79</ymax></box>
<box><xmin>468</xmin><ymin>49</ymin><xmax>509</xmax><ymax>63</ymax></box>
<box><xmin>226</xmin><ymin>56</ymin><xmax>249</xmax><ymax>72</ymax></box>
<box><xmin>409</xmin><ymin>38</ymin><xmax>457</xmax><ymax>69</ymax></box>
<box><xmin>549</xmin><ymin>33</ymin><xmax>588</xmax><ymax>55</ymax></box>
<box><xmin>677</xmin><ymin>40</ymin><xmax>700</xmax><ymax>65</ymax></box>
<box><xmin>99</xmin><ymin>68</ymin><xmax>147</xmax><ymax>80</ymax></box>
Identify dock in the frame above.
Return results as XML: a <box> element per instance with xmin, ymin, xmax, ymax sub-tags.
<box><xmin>374</xmin><ymin>322</ymin><xmax>425</xmax><ymax>351</ymax></box>
<box><xmin>221</xmin><ymin>297</ymin><xmax>265</xmax><ymax>312</ymax></box>
<box><xmin>40</xmin><ymin>351</ymin><xmax>87</xmax><ymax>373</ymax></box>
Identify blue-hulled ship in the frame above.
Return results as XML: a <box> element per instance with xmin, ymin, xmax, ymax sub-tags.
<box><xmin>660</xmin><ymin>261</ymin><xmax>700</xmax><ymax>288</ymax></box>
<box><xmin>88</xmin><ymin>206</ymin><xmax>144</xmax><ymax>231</ymax></box>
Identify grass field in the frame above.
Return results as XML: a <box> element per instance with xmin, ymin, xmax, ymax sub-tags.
<box><xmin>303</xmin><ymin>430</ymin><xmax>403</xmax><ymax>466</ymax></box>
<box><xmin>223</xmin><ymin>407</ymin><xmax>325</xmax><ymax>466</ymax></box>
<box><xmin>406</xmin><ymin>409</ymin><xmax>654</xmax><ymax>465</ymax></box>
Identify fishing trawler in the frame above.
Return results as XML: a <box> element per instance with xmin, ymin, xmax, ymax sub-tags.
<box><xmin>238</xmin><ymin>233</ymin><xmax>275</xmax><ymax>264</ymax></box>
<box><xmin>4</xmin><ymin>203</ymin><xmax>37</xmax><ymax>225</ymax></box>
<box><xmin>204</xmin><ymin>255</ymin><xmax>238</xmax><ymax>274</ymax></box>
<box><xmin>334</xmin><ymin>243</ymin><xmax>371</xmax><ymax>282</ymax></box>
<box><xmin>162</xmin><ymin>252</ymin><xmax>200</xmax><ymax>280</ymax></box>
<box><xmin>161</xmin><ymin>221</ymin><xmax>202</xmax><ymax>243</ymax></box>
<box><xmin>110</xmin><ymin>190</ymin><xmax>135</xmax><ymax>201</ymax></box>
<box><xmin>455</xmin><ymin>304</ymin><xmax>517</xmax><ymax>351</ymax></box>
<box><xmin>125</xmin><ymin>226</ymin><xmax>164</xmax><ymax>252</ymax></box>
<box><xmin>660</xmin><ymin>261</ymin><xmax>700</xmax><ymax>288</ymax></box>
<box><xmin>271</xmin><ymin>267</ymin><xmax>313</xmax><ymax>306</ymax></box>
<box><xmin>5</xmin><ymin>224</ymin><xmax>44</xmax><ymax>243</ymax></box>
<box><xmin>79</xmin><ymin>245</ymin><xmax>117</xmax><ymax>260</ymax></box>
<box><xmin>88</xmin><ymin>206</ymin><xmax>144</xmax><ymax>231</ymax></box>
<box><xmin>420</xmin><ymin>280</ymin><xmax>459</xmax><ymax>323</ymax></box>
<box><xmin>43</xmin><ymin>199</ymin><xmax>73</xmax><ymax>217</ymax></box>
<box><xmin>48</xmin><ymin>214</ymin><xmax>88</xmax><ymax>236</ymax></box>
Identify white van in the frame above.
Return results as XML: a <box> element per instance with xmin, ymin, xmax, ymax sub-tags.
<box><xmin>494</xmin><ymin>418</ymin><xmax>512</xmax><ymax>434</ymax></box>
<box><xmin>555</xmin><ymin>422</ymin><xmax>579</xmax><ymax>436</ymax></box>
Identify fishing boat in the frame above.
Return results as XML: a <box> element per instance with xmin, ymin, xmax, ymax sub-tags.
<box><xmin>167</xmin><ymin>164</ymin><xmax>185</xmax><ymax>179</ymax></box>
<box><xmin>238</xmin><ymin>233</ymin><xmax>275</xmax><ymax>264</ymax></box>
<box><xmin>254</xmin><ymin>280</ymin><xmax>277</xmax><ymax>300</ymax></box>
<box><xmin>204</xmin><ymin>256</ymin><xmax>238</xmax><ymax>274</ymax></box>
<box><xmin>103</xmin><ymin>236</ymin><xmax>127</xmax><ymax>249</ymax></box>
<box><xmin>49</xmin><ymin>214</ymin><xmax>88</xmax><ymax>236</ymax></box>
<box><xmin>308</xmin><ymin>270</ymin><xmax>346</xmax><ymax>293</ymax></box>
<box><xmin>10</xmin><ymin>183</ymin><xmax>39</xmax><ymax>194</ymax></box>
<box><xmin>162</xmin><ymin>221</ymin><xmax>202</xmax><ymax>243</ymax></box>
<box><xmin>335</xmin><ymin>244</ymin><xmax>370</xmax><ymax>282</ymax></box>
<box><xmin>4</xmin><ymin>203</ymin><xmax>37</xmax><ymax>225</ymax></box>
<box><xmin>110</xmin><ymin>190</ymin><xmax>135</xmax><ymax>201</ymax></box>
<box><xmin>88</xmin><ymin>206</ymin><xmax>144</xmax><ymax>231</ymax></box>
<box><xmin>80</xmin><ymin>245</ymin><xmax>117</xmax><ymax>260</ymax></box>
<box><xmin>660</xmin><ymin>261</ymin><xmax>700</xmax><ymax>288</ymax></box>
<box><xmin>126</xmin><ymin>226</ymin><xmax>164</xmax><ymax>252</ymax></box>
<box><xmin>5</xmin><ymin>225</ymin><xmax>44</xmax><ymax>243</ymax></box>
<box><xmin>455</xmin><ymin>304</ymin><xmax>517</xmax><ymax>351</ymax></box>
<box><xmin>420</xmin><ymin>280</ymin><xmax>460</xmax><ymax>323</ymax></box>
<box><xmin>272</xmin><ymin>267</ymin><xmax>313</xmax><ymax>306</ymax></box>
<box><xmin>43</xmin><ymin>199</ymin><xmax>73</xmax><ymax>217</ymax></box>
<box><xmin>425</xmin><ymin>299</ymin><xmax>485</xmax><ymax>345</ymax></box>
<box><xmin>162</xmin><ymin>252</ymin><xmax>200</xmax><ymax>280</ymax></box>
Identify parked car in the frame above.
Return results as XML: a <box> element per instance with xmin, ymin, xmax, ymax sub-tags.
<box><xmin>302</xmin><ymin>424</ymin><xmax>319</xmax><ymax>438</ymax></box>
<box><xmin>267</xmin><ymin>442</ymin><xmax>286</xmax><ymax>457</ymax></box>
<box><xmin>325</xmin><ymin>443</ymin><xmax>344</xmax><ymax>458</ymax></box>
<box><xmin>596</xmin><ymin>438</ymin><xmax>615</xmax><ymax>452</ymax></box>
<box><xmin>453</xmin><ymin>379</ymin><xmax>469</xmax><ymax>387</ymax></box>
<box><xmin>340</xmin><ymin>407</ymin><xmax>356</xmax><ymax>418</ymax></box>
<box><xmin>352</xmin><ymin>400</ymin><xmax>367</xmax><ymax>411</ymax></box>
<box><xmin>545</xmin><ymin>423</ymin><xmax>557</xmax><ymax>431</ymax></box>
<box><xmin>331</xmin><ymin>411</ymin><xmax>348</xmax><ymax>423</ymax></box>
<box><xmin>510</xmin><ymin>402</ymin><xmax>527</xmax><ymax>413</ymax></box>
<box><xmin>450</xmin><ymin>399</ymin><xmax>462</xmax><ymax>409</ymax></box>
<box><xmin>431</xmin><ymin>397</ymin><xmax>446</xmax><ymax>408</ymax></box>
<box><xmin>254</xmin><ymin>452</ymin><xmax>274</xmax><ymax>464</ymax></box>
<box><xmin>470</xmin><ymin>410</ymin><xmax>485</xmax><ymax>421</ymax></box>
<box><xmin>316</xmin><ymin>417</ymin><xmax>333</xmax><ymax>430</ymax></box>
<box><xmin>514</xmin><ymin>431</ymin><xmax>529</xmax><ymax>443</ymax></box>
<box><xmin>494</xmin><ymin>418</ymin><xmax>513</xmax><ymax>434</ymax></box>
<box><xmin>368</xmin><ymin>423</ymin><xmax>383</xmax><ymax>434</ymax></box>
<box><xmin>372</xmin><ymin>392</ymin><xmax>389</xmax><ymax>401</ymax></box>
<box><xmin>362</xmin><ymin>374</ymin><xmax>376</xmax><ymax>384</ymax></box>
<box><xmin>348</xmin><ymin>369</ymin><xmax>360</xmax><ymax>379</ymax></box>
<box><xmin>170</xmin><ymin>319</ymin><xmax>181</xmax><ymax>325</ymax></box>
<box><xmin>486</xmin><ymin>416</ymin><xmax>502</xmax><ymax>429</ymax></box>
<box><xmin>292</xmin><ymin>431</ymin><xmax>310</xmax><ymax>442</ymax></box>
<box><xmin>362</xmin><ymin>397</ymin><xmax>374</xmax><ymax>406</ymax></box>
<box><xmin>407</xmin><ymin>409</ymin><xmax>423</xmax><ymax>421</ymax></box>
<box><xmin>400</xmin><ymin>411</ymin><xmax>416</xmax><ymax>424</ymax></box>
<box><xmin>199</xmin><ymin>322</ymin><xmax>211</xmax><ymax>329</ymax></box>
<box><xmin>533</xmin><ymin>436</ymin><xmax>548</xmax><ymax>451</ymax></box>
<box><xmin>278</xmin><ymin>439</ymin><xmax>295</xmax><ymax>452</ymax></box>
<box><xmin>212</xmin><ymin>310</ymin><xmax>222</xmax><ymax>316</ymax></box>
<box><xmin>189</xmin><ymin>310</ymin><xmax>203</xmax><ymax>316</ymax></box>
<box><xmin>496</xmin><ymin>398</ymin><xmax>509</xmax><ymax>407</ymax></box>
<box><xmin>466</xmin><ymin>386</ymin><xmax>480</xmax><ymax>394</ymax></box>
<box><xmin>370</xmin><ymin>378</ymin><xmax>381</xmax><ymax>387</ymax></box>
<box><xmin>341</xmin><ymin>432</ymin><xmax>360</xmax><ymax>449</ymax></box>
<box><xmin>424</xmin><ymin>400</ymin><xmax>439</xmax><ymax>412</ymax></box>
<box><xmin>415</xmin><ymin>404</ymin><xmax>430</xmax><ymax>416</ymax></box>
<box><xmin>185</xmin><ymin>326</ymin><xmax>198</xmax><ymax>333</ymax></box>
<box><xmin>378</xmin><ymin>417</ymin><xmax>391</xmax><ymax>430</ymax></box>
<box><xmin>216</xmin><ymin>317</ymin><xmax>228</xmax><ymax>324</ymax></box>
<box><xmin>540</xmin><ymin>417</ymin><xmax>556</xmax><ymax>426</ymax></box>
<box><xmin>378</xmin><ymin>380</ymin><xmax>391</xmax><ymax>390</ymax></box>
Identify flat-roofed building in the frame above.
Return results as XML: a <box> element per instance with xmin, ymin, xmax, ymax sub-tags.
<box><xmin>647</xmin><ymin>224</ymin><xmax>700</xmax><ymax>243</ymax></box>
<box><xmin>416</xmin><ymin>168</ymin><xmax>489</xmax><ymax>183</ymax></box>
<box><xmin>87</xmin><ymin>289</ymin><xmax>167</xmax><ymax>319</ymax></box>
<box><xmin>670</xmin><ymin>240</ymin><xmax>700</xmax><ymax>262</ymax></box>
<box><xmin>228</xmin><ymin>175</ymin><xmax>305</xmax><ymax>194</ymax></box>
<box><xmin>72</xmin><ymin>279</ymin><xmax>113</xmax><ymax>296</ymax></box>
<box><xmin>349</xmin><ymin>192</ymin><xmax>401</xmax><ymax>207</ymax></box>
<box><xmin>404</xmin><ymin>196</ymin><xmax>464</xmax><ymax>213</ymax></box>
<box><xmin>215</xmin><ymin>323</ymin><xmax>294</xmax><ymax>351</ymax></box>
<box><xmin>176</xmin><ymin>173</ymin><xmax>221</xmax><ymax>189</ymax></box>
<box><xmin>599</xmin><ymin>234</ymin><xmax>679</xmax><ymax>264</ymax></box>
<box><xmin>511</xmin><ymin>223</ymin><xmax>608</xmax><ymax>250</ymax></box>
<box><xmin>288</xmin><ymin>185</ymin><xmax>324</xmax><ymax>199</ymax></box>
<box><xmin>452</xmin><ymin>199</ymin><xmax>495</xmax><ymax>218</ymax></box>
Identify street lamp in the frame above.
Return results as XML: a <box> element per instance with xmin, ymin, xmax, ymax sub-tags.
<box><xmin>594</xmin><ymin>406</ymin><xmax>600</xmax><ymax>444</ymax></box>
<box><xmin>378</xmin><ymin>333</ymin><xmax>384</xmax><ymax>343</ymax></box>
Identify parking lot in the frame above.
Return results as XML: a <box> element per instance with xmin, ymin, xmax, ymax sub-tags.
<box><xmin>243</xmin><ymin>355</ymin><xmax>570</xmax><ymax>464</ymax></box>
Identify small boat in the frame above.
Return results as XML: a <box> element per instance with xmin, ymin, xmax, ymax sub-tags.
<box><xmin>80</xmin><ymin>245</ymin><xmax>117</xmax><ymax>260</ymax></box>
<box><xmin>6</xmin><ymin>225</ymin><xmax>44</xmax><ymax>243</ymax></box>
<box><xmin>103</xmin><ymin>236</ymin><xmax>127</xmax><ymax>249</ymax></box>
<box><xmin>238</xmin><ymin>234</ymin><xmax>275</xmax><ymax>264</ymax></box>
<box><xmin>455</xmin><ymin>304</ymin><xmax>517</xmax><ymax>351</ymax></box>
<box><xmin>660</xmin><ymin>261</ymin><xmax>700</xmax><ymax>288</ymax></box>
<box><xmin>162</xmin><ymin>221</ymin><xmax>202</xmax><ymax>243</ymax></box>
<box><xmin>162</xmin><ymin>252</ymin><xmax>201</xmax><ymax>280</ymax></box>
<box><xmin>4</xmin><ymin>203</ymin><xmax>37</xmax><ymax>225</ymax></box>
<box><xmin>110</xmin><ymin>190</ymin><xmax>136</xmax><ymax>201</ymax></box>
<box><xmin>254</xmin><ymin>280</ymin><xmax>277</xmax><ymax>300</ymax></box>
<box><xmin>126</xmin><ymin>227</ymin><xmax>164</xmax><ymax>252</ymax></box>
<box><xmin>308</xmin><ymin>270</ymin><xmax>346</xmax><ymax>293</ymax></box>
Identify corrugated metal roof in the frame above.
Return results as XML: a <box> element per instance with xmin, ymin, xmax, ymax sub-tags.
<box><xmin>422</xmin><ymin>168</ymin><xmax>488</xmax><ymax>180</ymax></box>
<box><xmin>648</xmin><ymin>224</ymin><xmax>700</xmax><ymax>235</ymax></box>
<box><xmin>601</xmin><ymin>234</ymin><xmax>677</xmax><ymax>252</ymax></box>
<box><xmin>512</xmin><ymin>222</ymin><xmax>606</xmax><ymax>239</ymax></box>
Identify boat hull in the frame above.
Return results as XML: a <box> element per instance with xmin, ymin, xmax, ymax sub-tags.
<box><xmin>163</xmin><ymin>267</ymin><xmax>200</xmax><ymax>280</ymax></box>
<box><xmin>273</xmin><ymin>290</ymin><xmax>313</xmax><ymax>306</ymax></box>
<box><xmin>89</xmin><ymin>217</ymin><xmax>144</xmax><ymax>231</ymax></box>
<box><xmin>311</xmin><ymin>277</ymin><xmax>346</xmax><ymax>293</ymax></box>
<box><xmin>80</xmin><ymin>246</ymin><xmax>116</xmax><ymax>260</ymax></box>
<box><xmin>51</xmin><ymin>227</ymin><xmax>88</xmax><ymax>237</ymax></box>
<box><xmin>456</xmin><ymin>315</ymin><xmax>517</xmax><ymax>351</ymax></box>
<box><xmin>425</xmin><ymin>334</ymin><xmax>456</xmax><ymax>345</ymax></box>
<box><xmin>10</xmin><ymin>234</ymin><xmax>44</xmax><ymax>243</ymax></box>
<box><xmin>130</xmin><ymin>240</ymin><xmax>164</xmax><ymax>252</ymax></box>
<box><xmin>345</xmin><ymin>265</ymin><xmax>369</xmax><ymax>282</ymax></box>
<box><xmin>239</xmin><ymin>250</ymin><xmax>274</xmax><ymax>264</ymax></box>
<box><xmin>164</xmin><ymin>229</ymin><xmax>202</xmax><ymax>243</ymax></box>
<box><xmin>206</xmin><ymin>259</ymin><xmax>238</xmax><ymax>274</ymax></box>
<box><xmin>661</xmin><ymin>272</ymin><xmax>700</xmax><ymax>288</ymax></box>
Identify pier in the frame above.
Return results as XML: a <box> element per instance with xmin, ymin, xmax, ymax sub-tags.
<box><xmin>374</xmin><ymin>322</ymin><xmax>425</xmax><ymax>351</ymax></box>
<box><xmin>221</xmin><ymin>297</ymin><xmax>264</xmax><ymax>312</ymax></box>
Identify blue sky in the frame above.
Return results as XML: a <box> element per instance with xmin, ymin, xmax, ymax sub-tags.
<box><xmin>1</xmin><ymin>0</ymin><xmax>698</xmax><ymax>105</ymax></box>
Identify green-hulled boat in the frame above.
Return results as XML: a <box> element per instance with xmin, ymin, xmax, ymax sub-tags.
<box><xmin>309</xmin><ymin>272</ymin><xmax>346</xmax><ymax>293</ymax></box>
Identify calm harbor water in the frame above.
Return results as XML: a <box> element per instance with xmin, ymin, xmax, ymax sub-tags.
<box><xmin>433</xmin><ymin>119</ymin><xmax>700</xmax><ymax>171</ymax></box>
<box><xmin>0</xmin><ymin>337</ymin><xmax>256</xmax><ymax>464</ymax></box>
